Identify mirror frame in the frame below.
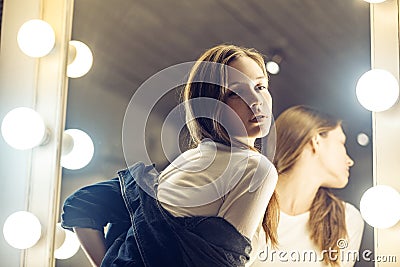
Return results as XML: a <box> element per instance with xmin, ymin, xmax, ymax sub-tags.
<box><xmin>0</xmin><ymin>0</ymin><xmax>73</xmax><ymax>266</ymax></box>
<box><xmin>371</xmin><ymin>1</ymin><xmax>400</xmax><ymax>263</ymax></box>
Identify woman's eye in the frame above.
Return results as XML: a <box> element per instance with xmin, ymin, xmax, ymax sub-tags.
<box><xmin>257</xmin><ymin>85</ymin><xmax>267</xmax><ymax>91</ymax></box>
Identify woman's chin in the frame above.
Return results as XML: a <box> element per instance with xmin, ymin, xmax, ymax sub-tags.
<box><xmin>332</xmin><ymin>179</ymin><xmax>349</xmax><ymax>189</ymax></box>
<box><xmin>255</xmin><ymin>126</ymin><xmax>271</xmax><ymax>138</ymax></box>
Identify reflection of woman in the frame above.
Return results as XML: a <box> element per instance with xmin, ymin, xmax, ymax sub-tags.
<box><xmin>252</xmin><ymin>105</ymin><xmax>364</xmax><ymax>267</ymax></box>
<box><xmin>62</xmin><ymin>44</ymin><xmax>279</xmax><ymax>267</ymax></box>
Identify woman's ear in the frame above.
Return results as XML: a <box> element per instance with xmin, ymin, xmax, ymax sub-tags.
<box><xmin>310</xmin><ymin>133</ymin><xmax>321</xmax><ymax>154</ymax></box>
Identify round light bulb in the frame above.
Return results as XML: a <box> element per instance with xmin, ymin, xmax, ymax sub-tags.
<box><xmin>3</xmin><ymin>211</ymin><xmax>41</xmax><ymax>249</ymax></box>
<box><xmin>54</xmin><ymin>223</ymin><xmax>80</xmax><ymax>259</ymax></box>
<box><xmin>266</xmin><ymin>61</ymin><xmax>280</xmax><ymax>75</ymax></box>
<box><xmin>363</xmin><ymin>0</ymin><xmax>386</xmax><ymax>3</ymax></box>
<box><xmin>356</xmin><ymin>69</ymin><xmax>399</xmax><ymax>112</ymax></box>
<box><xmin>17</xmin><ymin>19</ymin><xmax>55</xmax><ymax>57</ymax></box>
<box><xmin>61</xmin><ymin>129</ymin><xmax>94</xmax><ymax>170</ymax></box>
<box><xmin>357</xmin><ymin>133</ymin><xmax>370</xmax><ymax>146</ymax></box>
<box><xmin>67</xmin><ymin>41</ymin><xmax>93</xmax><ymax>78</ymax></box>
<box><xmin>360</xmin><ymin>185</ymin><xmax>400</xmax><ymax>229</ymax></box>
<box><xmin>1</xmin><ymin>107</ymin><xmax>47</xmax><ymax>150</ymax></box>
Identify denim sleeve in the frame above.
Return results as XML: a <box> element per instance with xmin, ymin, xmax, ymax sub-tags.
<box><xmin>61</xmin><ymin>177</ymin><xmax>130</xmax><ymax>232</ymax></box>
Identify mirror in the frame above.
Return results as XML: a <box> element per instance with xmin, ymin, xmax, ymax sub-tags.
<box><xmin>58</xmin><ymin>1</ymin><xmax>373</xmax><ymax>266</ymax></box>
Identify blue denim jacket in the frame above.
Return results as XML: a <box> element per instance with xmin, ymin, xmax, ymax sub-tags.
<box><xmin>62</xmin><ymin>162</ymin><xmax>252</xmax><ymax>267</ymax></box>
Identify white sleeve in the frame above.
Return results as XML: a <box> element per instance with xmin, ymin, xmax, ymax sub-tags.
<box><xmin>217</xmin><ymin>155</ymin><xmax>278</xmax><ymax>240</ymax></box>
<box><xmin>341</xmin><ymin>203</ymin><xmax>364</xmax><ymax>267</ymax></box>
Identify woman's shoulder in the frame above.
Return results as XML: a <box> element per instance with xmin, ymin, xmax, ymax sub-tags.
<box><xmin>344</xmin><ymin>202</ymin><xmax>364</xmax><ymax>228</ymax></box>
<box><xmin>344</xmin><ymin>202</ymin><xmax>362</xmax><ymax>218</ymax></box>
<box><xmin>342</xmin><ymin>202</ymin><xmax>364</xmax><ymax>252</ymax></box>
<box><xmin>244</xmin><ymin>153</ymin><xmax>276</xmax><ymax>175</ymax></box>
<box><xmin>234</xmin><ymin>153</ymin><xmax>278</xmax><ymax>193</ymax></box>
<box><xmin>218</xmin><ymin>145</ymin><xmax>271</xmax><ymax>164</ymax></box>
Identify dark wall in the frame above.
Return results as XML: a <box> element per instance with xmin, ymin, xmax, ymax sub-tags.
<box><xmin>0</xmin><ymin>0</ymin><xmax>3</xmax><ymax>38</ymax></box>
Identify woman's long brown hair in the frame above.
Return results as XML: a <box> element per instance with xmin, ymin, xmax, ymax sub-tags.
<box><xmin>274</xmin><ymin>105</ymin><xmax>347</xmax><ymax>266</ymax></box>
<box><xmin>181</xmin><ymin>44</ymin><xmax>279</xmax><ymax>246</ymax></box>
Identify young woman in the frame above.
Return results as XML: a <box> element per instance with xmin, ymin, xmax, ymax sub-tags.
<box><xmin>252</xmin><ymin>105</ymin><xmax>364</xmax><ymax>267</ymax></box>
<box><xmin>61</xmin><ymin>44</ymin><xmax>279</xmax><ymax>267</ymax></box>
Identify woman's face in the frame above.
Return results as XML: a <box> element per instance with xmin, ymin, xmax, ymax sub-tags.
<box><xmin>318</xmin><ymin>126</ymin><xmax>354</xmax><ymax>188</ymax></box>
<box><xmin>221</xmin><ymin>56</ymin><xmax>272</xmax><ymax>146</ymax></box>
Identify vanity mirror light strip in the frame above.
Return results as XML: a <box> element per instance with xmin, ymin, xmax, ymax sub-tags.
<box><xmin>0</xmin><ymin>0</ymin><xmax>74</xmax><ymax>266</ymax></box>
<box><xmin>370</xmin><ymin>0</ymin><xmax>400</xmax><ymax>266</ymax></box>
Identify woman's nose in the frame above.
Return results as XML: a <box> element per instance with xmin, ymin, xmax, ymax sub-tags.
<box><xmin>347</xmin><ymin>155</ymin><xmax>354</xmax><ymax>167</ymax></box>
<box><xmin>247</xmin><ymin>90</ymin><xmax>263</xmax><ymax>107</ymax></box>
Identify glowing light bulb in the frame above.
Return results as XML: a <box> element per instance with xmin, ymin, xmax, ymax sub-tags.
<box><xmin>360</xmin><ymin>185</ymin><xmax>400</xmax><ymax>229</ymax></box>
<box><xmin>1</xmin><ymin>107</ymin><xmax>47</xmax><ymax>150</ymax></box>
<box><xmin>3</xmin><ymin>211</ymin><xmax>41</xmax><ymax>249</ymax></box>
<box><xmin>357</xmin><ymin>133</ymin><xmax>369</xmax><ymax>146</ymax></box>
<box><xmin>356</xmin><ymin>69</ymin><xmax>399</xmax><ymax>112</ymax></box>
<box><xmin>17</xmin><ymin>19</ymin><xmax>55</xmax><ymax>57</ymax></box>
<box><xmin>266</xmin><ymin>61</ymin><xmax>280</xmax><ymax>75</ymax></box>
<box><xmin>363</xmin><ymin>0</ymin><xmax>386</xmax><ymax>3</ymax></box>
<box><xmin>67</xmin><ymin>41</ymin><xmax>93</xmax><ymax>78</ymax></box>
<box><xmin>54</xmin><ymin>223</ymin><xmax>80</xmax><ymax>259</ymax></box>
<box><xmin>61</xmin><ymin>129</ymin><xmax>94</xmax><ymax>170</ymax></box>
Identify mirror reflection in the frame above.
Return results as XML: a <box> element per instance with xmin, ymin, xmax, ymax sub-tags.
<box><xmin>58</xmin><ymin>1</ymin><xmax>373</xmax><ymax>266</ymax></box>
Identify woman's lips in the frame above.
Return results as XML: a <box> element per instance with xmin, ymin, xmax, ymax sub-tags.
<box><xmin>249</xmin><ymin>114</ymin><xmax>267</xmax><ymax>123</ymax></box>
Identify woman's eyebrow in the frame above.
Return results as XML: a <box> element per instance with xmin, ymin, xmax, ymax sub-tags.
<box><xmin>228</xmin><ymin>76</ymin><xmax>266</xmax><ymax>87</ymax></box>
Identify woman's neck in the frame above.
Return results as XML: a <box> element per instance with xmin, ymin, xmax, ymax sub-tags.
<box><xmin>276</xmin><ymin>165</ymin><xmax>320</xmax><ymax>216</ymax></box>
<box><xmin>228</xmin><ymin>137</ymin><xmax>257</xmax><ymax>151</ymax></box>
<box><xmin>232</xmin><ymin>136</ymin><xmax>256</xmax><ymax>148</ymax></box>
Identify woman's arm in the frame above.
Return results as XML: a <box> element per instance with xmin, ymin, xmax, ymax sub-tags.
<box><xmin>74</xmin><ymin>227</ymin><xmax>107</xmax><ymax>267</ymax></box>
<box><xmin>61</xmin><ymin>177</ymin><xmax>132</xmax><ymax>265</ymax></box>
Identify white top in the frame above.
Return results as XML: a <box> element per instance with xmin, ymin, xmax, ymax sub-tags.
<box><xmin>157</xmin><ymin>140</ymin><xmax>278</xmax><ymax>264</ymax></box>
<box><xmin>251</xmin><ymin>203</ymin><xmax>364</xmax><ymax>267</ymax></box>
